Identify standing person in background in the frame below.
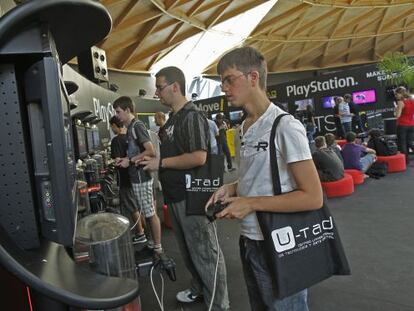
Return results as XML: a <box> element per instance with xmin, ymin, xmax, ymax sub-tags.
<box><xmin>394</xmin><ymin>86</ymin><xmax>414</xmax><ymax>164</ymax></box>
<box><xmin>113</xmin><ymin>96</ymin><xmax>163</xmax><ymax>257</ymax></box>
<box><xmin>141</xmin><ymin>66</ymin><xmax>229</xmax><ymax>311</ymax></box>
<box><xmin>344</xmin><ymin>93</ymin><xmax>363</xmax><ymax>133</ymax></box>
<box><xmin>109</xmin><ymin>116</ymin><xmax>147</xmax><ymax>244</ymax></box>
<box><xmin>154</xmin><ymin>111</ymin><xmax>167</xmax><ymax>141</ymax></box>
<box><xmin>208</xmin><ymin>46</ymin><xmax>322</xmax><ymax>311</ymax></box>
<box><xmin>215</xmin><ymin>113</ymin><xmax>235</xmax><ymax>171</ymax></box>
<box><xmin>305</xmin><ymin>104</ymin><xmax>316</xmax><ymax>143</ymax></box>
<box><xmin>333</xmin><ymin>97</ymin><xmax>345</xmax><ymax>139</ymax></box>
<box><xmin>207</xmin><ymin>114</ymin><xmax>219</xmax><ymax>154</ymax></box>
<box><xmin>337</xmin><ymin>96</ymin><xmax>353</xmax><ymax>134</ymax></box>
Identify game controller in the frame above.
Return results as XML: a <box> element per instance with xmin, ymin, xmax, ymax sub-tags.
<box><xmin>206</xmin><ymin>202</ymin><xmax>227</xmax><ymax>222</ymax></box>
<box><xmin>153</xmin><ymin>252</ymin><xmax>176</xmax><ymax>281</ymax></box>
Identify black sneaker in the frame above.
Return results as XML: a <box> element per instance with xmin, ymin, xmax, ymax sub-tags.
<box><xmin>176</xmin><ymin>289</ymin><xmax>202</xmax><ymax>303</ymax></box>
<box><xmin>132</xmin><ymin>234</ymin><xmax>147</xmax><ymax>244</ymax></box>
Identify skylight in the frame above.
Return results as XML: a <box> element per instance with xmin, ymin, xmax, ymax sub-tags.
<box><xmin>150</xmin><ymin>1</ymin><xmax>277</xmax><ymax>81</ymax></box>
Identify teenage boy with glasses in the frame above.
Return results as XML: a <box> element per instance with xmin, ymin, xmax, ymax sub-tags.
<box><xmin>207</xmin><ymin>47</ymin><xmax>323</xmax><ymax>311</ymax></box>
<box><xmin>141</xmin><ymin>66</ymin><xmax>229</xmax><ymax>311</ymax></box>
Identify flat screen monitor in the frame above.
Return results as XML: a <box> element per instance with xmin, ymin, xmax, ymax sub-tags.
<box><xmin>229</xmin><ymin>110</ymin><xmax>243</xmax><ymax>123</ymax></box>
<box><xmin>24</xmin><ymin>57</ymin><xmax>77</xmax><ymax>247</ymax></box>
<box><xmin>92</xmin><ymin>128</ymin><xmax>100</xmax><ymax>150</ymax></box>
<box><xmin>352</xmin><ymin>89</ymin><xmax>376</xmax><ymax>105</ymax></box>
<box><xmin>75</xmin><ymin>125</ymin><xmax>87</xmax><ymax>159</ymax></box>
<box><xmin>86</xmin><ymin>128</ymin><xmax>94</xmax><ymax>154</ymax></box>
<box><xmin>294</xmin><ymin>98</ymin><xmax>313</xmax><ymax>110</ymax></box>
<box><xmin>322</xmin><ymin>96</ymin><xmax>336</xmax><ymax>109</ymax></box>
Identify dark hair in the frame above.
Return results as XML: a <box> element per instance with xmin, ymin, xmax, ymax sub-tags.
<box><xmin>345</xmin><ymin>131</ymin><xmax>357</xmax><ymax>142</ymax></box>
<box><xmin>324</xmin><ymin>133</ymin><xmax>336</xmax><ymax>147</ymax></box>
<box><xmin>109</xmin><ymin>115</ymin><xmax>123</xmax><ymax>128</ymax></box>
<box><xmin>113</xmin><ymin>96</ymin><xmax>134</xmax><ymax>113</ymax></box>
<box><xmin>217</xmin><ymin>46</ymin><xmax>267</xmax><ymax>90</ymax></box>
<box><xmin>343</xmin><ymin>94</ymin><xmax>352</xmax><ymax>101</ymax></box>
<box><xmin>314</xmin><ymin>136</ymin><xmax>326</xmax><ymax>149</ymax></box>
<box><xmin>368</xmin><ymin>128</ymin><xmax>381</xmax><ymax>139</ymax></box>
<box><xmin>155</xmin><ymin>66</ymin><xmax>186</xmax><ymax>95</ymax></box>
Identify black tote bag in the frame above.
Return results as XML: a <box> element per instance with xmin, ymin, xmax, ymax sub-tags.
<box><xmin>185</xmin><ymin>153</ymin><xmax>224</xmax><ymax>215</ymax></box>
<box><xmin>256</xmin><ymin>114</ymin><xmax>351</xmax><ymax>299</ymax></box>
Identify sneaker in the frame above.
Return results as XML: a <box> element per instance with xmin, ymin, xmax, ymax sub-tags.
<box><xmin>132</xmin><ymin>234</ymin><xmax>147</xmax><ymax>244</ymax></box>
<box><xmin>176</xmin><ymin>289</ymin><xmax>202</xmax><ymax>303</ymax></box>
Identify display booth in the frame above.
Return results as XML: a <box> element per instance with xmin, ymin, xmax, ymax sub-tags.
<box><xmin>0</xmin><ymin>1</ymin><xmax>138</xmax><ymax>310</ymax></box>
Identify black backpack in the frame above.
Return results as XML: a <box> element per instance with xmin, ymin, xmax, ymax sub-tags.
<box><xmin>384</xmin><ymin>139</ymin><xmax>398</xmax><ymax>155</ymax></box>
<box><xmin>366</xmin><ymin>162</ymin><xmax>388</xmax><ymax>179</ymax></box>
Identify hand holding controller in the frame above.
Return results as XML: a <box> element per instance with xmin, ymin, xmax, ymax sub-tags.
<box><xmin>206</xmin><ymin>202</ymin><xmax>227</xmax><ymax>222</ymax></box>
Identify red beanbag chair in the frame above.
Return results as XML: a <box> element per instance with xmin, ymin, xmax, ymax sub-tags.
<box><xmin>321</xmin><ymin>173</ymin><xmax>354</xmax><ymax>198</ymax></box>
<box><xmin>336</xmin><ymin>139</ymin><xmax>347</xmax><ymax>148</ymax></box>
<box><xmin>376</xmin><ymin>153</ymin><xmax>406</xmax><ymax>173</ymax></box>
<box><xmin>344</xmin><ymin>169</ymin><xmax>364</xmax><ymax>185</ymax></box>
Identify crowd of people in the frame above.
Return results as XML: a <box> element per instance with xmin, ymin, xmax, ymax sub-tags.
<box><xmin>107</xmin><ymin>45</ymin><xmax>413</xmax><ymax>311</ymax></box>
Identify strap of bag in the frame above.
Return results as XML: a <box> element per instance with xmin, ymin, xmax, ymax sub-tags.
<box><xmin>269</xmin><ymin>113</ymin><xmax>289</xmax><ymax>195</ymax></box>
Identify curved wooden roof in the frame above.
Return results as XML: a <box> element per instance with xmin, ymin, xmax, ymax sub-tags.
<box><xmin>99</xmin><ymin>0</ymin><xmax>414</xmax><ymax>74</ymax></box>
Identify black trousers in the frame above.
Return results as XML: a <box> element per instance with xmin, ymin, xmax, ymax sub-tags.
<box><xmin>397</xmin><ymin>125</ymin><xmax>414</xmax><ymax>163</ymax></box>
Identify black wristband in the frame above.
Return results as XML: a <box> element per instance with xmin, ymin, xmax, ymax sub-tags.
<box><xmin>159</xmin><ymin>158</ymin><xmax>163</xmax><ymax>169</ymax></box>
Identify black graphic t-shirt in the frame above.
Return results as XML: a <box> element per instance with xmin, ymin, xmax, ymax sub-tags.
<box><xmin>159</xmin><ymin>102</ymin><xmax>209</xmax><ymax>203</ymax></box>
<box><xmin>110</xmin><ymin>134</ymin><xmax>131</xmax><ymax>188</ymax></box>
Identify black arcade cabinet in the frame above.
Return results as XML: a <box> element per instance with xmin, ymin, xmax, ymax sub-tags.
<box><xmin>0</xmin><ymin>1</ymin><xmax>139</xmax><ymax>310</ymax></box>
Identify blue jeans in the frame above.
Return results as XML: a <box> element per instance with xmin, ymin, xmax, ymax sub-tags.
<box><xmin>360</xmin><ymin>154</ymin><xmax>376</xmax><ymax>173</ymax></box>
<box><xmin>239</xmin><ymin>236</ymin><xmax>309</xmax><ymax>311</ymax></box>
<box><xmin>342</xmin><ymin>122</ymin><xmax>352</xmax><ymax>134</ymax></box>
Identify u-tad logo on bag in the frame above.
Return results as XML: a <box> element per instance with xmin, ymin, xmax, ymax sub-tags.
<box><xmin>271</xmin><ymin>226</ymin><xmax>296</xmax><ymax>253</ymax></box>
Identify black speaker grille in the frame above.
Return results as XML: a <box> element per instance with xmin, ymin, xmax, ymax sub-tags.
<box><xmin>0</xmin><ymin>64</ymin><xmax>39</xmax><ymax>249</ymax></box>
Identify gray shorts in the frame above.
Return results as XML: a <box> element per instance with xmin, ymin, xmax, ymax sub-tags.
<box><xmin>131</xmin><ymin>180</ymin><xmax>155</xmax><ymax>218</ymax></box>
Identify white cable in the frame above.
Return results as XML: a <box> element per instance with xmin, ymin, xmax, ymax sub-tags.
<box><xmin>150</xmin><ymin>265</ymin><xmax>165</xmax><ymax>311</ymax></box>
<box><xmin>207</xmin><ymin>221</ymin><xmax>220</xmax><ymax>311</ymax></box>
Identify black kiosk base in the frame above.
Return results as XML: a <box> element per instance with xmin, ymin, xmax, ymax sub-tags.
<box><xmin>0</xmin><ymin>1</ymin><xmax>139</xmax><ymax>310</ymax></box>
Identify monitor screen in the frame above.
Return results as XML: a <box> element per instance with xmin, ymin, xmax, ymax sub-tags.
<box><xmin>352</xmin><ymin>89</ymin><xmax>376</xmax><ymax>105</ymax></box>
<box><xmin>229</xmin><ymin>110</ymin><xmax>243</xmax><ymax>122</ymax></box>
<box><xmin>75</xmin><ymin>125</ymin><xmax>87</xmax><ymax>159</ymax></box>
<box><xmin>86</xmin><ymin>128</ymin><xmax>94</xmax><ymax>154</ymax></box>
<box><xmin>92</xmin><ymin>128</ymin><xmax>100</xmax><ymax>150</ymax></box>
<box><xmin>294</xmin><ymin>98</ymin><xmax>313</xmax><ymax>110</ymax></box>
<box><xmin>322</xmin><ymin>96</ymin><xmax>336</xmax><ymax>109</ymax></box>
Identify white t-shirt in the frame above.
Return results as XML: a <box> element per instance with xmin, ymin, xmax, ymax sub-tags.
<box><xmin>238</xmin><ymin>104</ymin><xmax>312</xmax><ymax>240</ymax></box>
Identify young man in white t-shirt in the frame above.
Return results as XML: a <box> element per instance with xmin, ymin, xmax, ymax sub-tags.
<box><xmin>207</xmin><ymin>47</ymin><xmax>323</xmax><ymax>311</ymax></box>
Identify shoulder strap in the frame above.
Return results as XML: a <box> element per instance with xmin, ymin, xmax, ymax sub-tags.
<box><xmin>269</xmin><ymin>113</ymin><xmax>289</xmax><ymax>195</ymax></box>
<box><xmin>131</xmin><ymin>119</ymin><xmax>139</xmax><ymax>141</ymax></box>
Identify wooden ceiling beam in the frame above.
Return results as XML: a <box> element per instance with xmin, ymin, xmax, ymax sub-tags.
<box><xmin>278</xmin><ymin>41</ymin><xmax>326</xmax><ymax>68</ymax></box>
<box><xmin>292</xmin><ymin>8</ymin><xmax>344</xmax><ymax>37</ymax></box>
<box><xmin>119</xmin><ymin>16</ymin><xmax>163</xmax><ymax>69</ymax></box>
<box><xmin>123</xmin><ymin>28</ymin><xmax>200</xmax><ymax>67</ymax></box>
<box><xmin>101</xmin><ymin>0</ymin><xmax>124</xmax><ymax>6</ymax></box>
<box><xmin>333</xmin><ymin>8</ymin><xmax>380</xmax><ymax>35</ymax></box>
<box><xmin>381</xmin><ymin>6</ymin><xmax>414</xmax><ymax>32</ymax></box>
<box><xmin>164</xmin><ymin>0</ymin><xmax>181</xmax><ymax>10</ymax></box>
<box><xmin>205</xmin><ymin>1</ymin><xmax>233</xmax><ymax>27</ymax></box>
<box><xmin>271</xmin><ymin>5</ymin><xmax>312</xmax><ymax>71</ymax></box>
<box><xmin>252</xmin><ymin>3</ymin><xmax>311</xmax><ymax>35</ymax></box>
<box><xmin>112</xmin><ymin>0</ymin><xmax>140</xmax><ymax>29</ymax></box>
<box><xmin>328</xmin><ymin>36</ymin><xmax>372</xmax><ymax>64</ymax></box>
<box><xmin>187</xmin><ymin>0</ymin><xmax>206</xmax><ymax>17</ymax></box>
<box><xmin>191</xmin><ymin>0</ymin><xmax>230</xmax><ymax>17</ymax></box>
<box><xmin>372</xmin><ymin>8</ymin><xmax>389</xmax><ymax>61</ymax></box>
<box><xmin>164</xmin><ymin>21</ymin><xmax>184</xmax><ymax>43</ymax></box>
<box><xmin>107</xmin><ymin>9</ymin><xmax>163</xmax><ymax>37</ymax></box>
<box><xmin>215</xmin><ymin>0</ymin><xmax>269</xmax><ymax>26</ymax></box>
<box><xmin>320</xmin><ymin>9</ymin><xmax>347</xmax><ymax>67</ymax></box>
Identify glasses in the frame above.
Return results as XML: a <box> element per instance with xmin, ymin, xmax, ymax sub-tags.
<box><xmin>155</xmin><ymin>83</ymin><xmax>172</xmax><ymax>93</ymax></box>
<box><xmin>220</xmin><ymin>72</ymin><xmax>250</xmax><ymax>90</ymax></box>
